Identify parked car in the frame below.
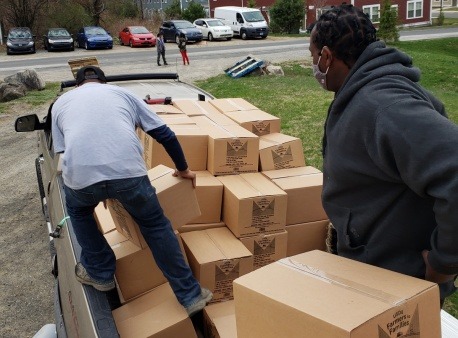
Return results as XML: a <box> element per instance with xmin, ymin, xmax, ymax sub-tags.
<box><xmin>193</xmin><ymin>18</ymin><xmax>233</xmax><ymax>41</ymax></box>
<box><xmin>4</xmin><ymin>27</ymin><xmax>36</xmax><ymax>55</ymax></box>
<box><xmin>76</xmin><ymin>26</ymin><xmax>113</xmax><ymax>50</ymax></box>
<box><xmin>14</xmin><ymin>72</ymin><xmax>214</xmax><ymax>337</ymax></box>
<box><xmin>43</xmin><ymin>28</ymin><xmax>74</xmax><ymax>52</ymax></box>
<box><xmin>119</xmin><ymin>26</ymin><xmax>156</xmax><ymax>47</ymax></box>
<box><xmin>160</xmin><ymin>20</ymin><xmax>203</xmax><ymax>44</ymax></box>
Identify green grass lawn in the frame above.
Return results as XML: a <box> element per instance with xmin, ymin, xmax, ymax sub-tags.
<box><xmin>196</xmin><ymin>37</ymin><xmax>458</xmax><ymax>318</ymax></box>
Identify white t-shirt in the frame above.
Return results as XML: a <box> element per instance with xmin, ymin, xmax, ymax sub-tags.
<box><xmin>51</xmin><ymin>82</ymin><xmax>164</xmax><ymax>189</ymax></box>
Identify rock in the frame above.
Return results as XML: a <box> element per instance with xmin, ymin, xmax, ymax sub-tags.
<box><xmin>4</xmin><ymin>69</ymin><xmax>46</xmax><ymax>90</ymax></box>
<box><xmin>266</xmin><ymin>65</ymin><xmax>284</xmax><ymax>76</ymax></box>
<box><xmin>1</xmin><ymin>82</ymin><xmax>27</xmax><ymax>102</ymax></box>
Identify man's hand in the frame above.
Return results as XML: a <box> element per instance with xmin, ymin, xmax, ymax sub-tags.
<box><xmin>173</xmin><ymin>168</ymin><xmax>196</xmax><ymax>188</ymax></box>
<box><xmin>422</xmin><ymin>250</ymin><xmax>457</xmax><ymax>284</ymax></box>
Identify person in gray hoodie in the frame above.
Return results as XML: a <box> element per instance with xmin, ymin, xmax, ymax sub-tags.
<box><xmin>309</xmin><ymin>4</ymin><xmax>457</xmax><ymax>305</ymax></box>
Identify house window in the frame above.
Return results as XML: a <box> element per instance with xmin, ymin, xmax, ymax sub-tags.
<box><xmin>362</xmin><ymin>5</ymin><xmax>380</xmax><ymax>23</ymax></box>
<box><xmin>407</xmin><ymin>0</ymin><xmax>423</xmax><ymax>19</ymax></box>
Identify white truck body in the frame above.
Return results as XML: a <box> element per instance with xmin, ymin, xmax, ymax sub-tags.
<box><xmin>213</xmin><ymin>6</ymin><xmax>269</xmax><ymax>40</ymax></box>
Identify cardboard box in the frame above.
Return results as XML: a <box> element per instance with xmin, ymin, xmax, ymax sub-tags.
<box><xmin>224</xmin><ymin>109</ymin><xmax>281</xmax><ymax>136</ymax></box>
<box><xmin>203</xmin><ymin>300</ymin><xmax>237</xmax><ymax>338</ymax></box>
<box><xmin>209</xmin><ymin>98</ymin><xmax>258</xmax><ymax>113</ymax></box>
<box><xmin>173</xmin><ymin>99</ymin><xmax>222</xmax><ymax>116</ymax></box>
<box><xmin>178</xmin><ymin>221</ymin><xmax>226</xmax><ymax>233</ymax></box>
<box><xmin>286</xmin><ymin>220</ymin><xmax>329</xmax><ymax>256</ymax></box>
<box><xmin>199</xmin><ymin>123</ymin><xmax>259</xmax><ymax>176</ymax></box>
<box><xmin>94</xmin><ymin>201</ymin><xmax>116</xmax><ymax>234</ymax></box>
<box><xmin>191</xmin><ymin>113</ymin><xmax>238</xmax><ymax>127</ymax></box>
<box><xmin>147</xmin><ymin>104</ymin><xmax>184</xmax><ymax>115</ymax></box>
<box><xmin>187</xmin><ymin>171</ymin><xmax>223</xmax><ymax>224</ymax></box>
<box><xmin>159</xmin><ymin>114</ymin><xmax>195</xmax><ymax>125</ymax></box>
<box><xmin>143</xmin><ymin>124</ymin><xmax>208</xmax><ymax>171</ymax></box>
<box><xmin>217</xmin><ymin>173</ymin><xmax>287</xmax><ymax>237</ymax></box>
<box><xmin>259</xmin><ymin>133</ymin><xmax>306</xmax><ymax>171</ymax></box>
<box><xmin>262</xmin><ymin>166</ymin><xmax>327</xmax><ymax>225</ymax></box>
<box><xmin>107</xmin><ymin>165</ymin><xmax>201</xmax><ymax>248</ymax></box>
<box><xmin>233</xmin><ymin>250</ymin><xmax>441</xmax><ymax>338</ymax></box>
<box><xmin>180</xmin><ymin>227</ymin><xmax>253</xmax><ymax>303</ymax></box>
<box><xmin>239</xmin><ymin>231</ymin><xmax>288</xmax><ymax>270</ymax></box>
<box><xmin>112</xmin><ymin>283</ymin><xmax>197</xmax><ymax>338</ymax></box>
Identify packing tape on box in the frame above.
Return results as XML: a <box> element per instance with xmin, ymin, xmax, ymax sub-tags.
<box><xmin>278</xmin><ymin>257</ymin><xmax>406</xmax><ymax>306</ymax></box>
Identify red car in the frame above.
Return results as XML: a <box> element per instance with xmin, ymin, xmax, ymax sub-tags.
<box><xmin>119</xmin><ymin>26</ymin><xmax>156</xmax><ymax>47</ymax></box>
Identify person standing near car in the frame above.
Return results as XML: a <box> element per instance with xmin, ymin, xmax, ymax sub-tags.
<box><xmin>51</xmin><ymin>66</ymin><xmax>212</xmax><ymax>316</ymax></box>
<box><xmin>178</xmin><ymin>33</ymin><xmax>189</xmax><ymax>65</ymax></box>
<box><xmin>309</xmin><ymin>4</ymin><xmax>457</xmax><ymax>306</ymax></box>
<box><xmin>156</xmin><ymin>32</ymin><xmax>168</xmax><ymax>66</ymax></box>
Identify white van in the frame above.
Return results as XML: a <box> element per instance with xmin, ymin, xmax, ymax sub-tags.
<box><xmin>214</xmin><ymin>6</ymin><xmax>269</xmax><ymax>40</ymax></box>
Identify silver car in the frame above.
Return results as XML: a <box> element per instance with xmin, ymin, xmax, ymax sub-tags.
<box><xmin>193</xmin><ymin>18</ymin><xmax>233</xmax><ymax>41</ymax></box>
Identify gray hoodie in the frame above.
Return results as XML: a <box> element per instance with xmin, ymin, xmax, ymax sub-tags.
<box><xmin>322</xmin><ymin>41</ymin><xmax>458</xmax><ymax>297</ymax></box>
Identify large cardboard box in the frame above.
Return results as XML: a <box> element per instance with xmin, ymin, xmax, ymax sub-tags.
<box><xmin>187</xmin><ymin>171</ymin><xmax>223</xmax><ymax>224</ymax></box>
<box><xmin>199</xmin><ymin>123</ymin><xmax>259</xmax><ymax>176</ymax></box>
<box><xmin>94</xmin><ymin>201</ymin><xmax>116</xmax><ymax>234</ymax></box>
<box><xmin>286</xmin><ymin>220</ymin><xmax>329</xmax><ymax>256</ymax></box>
<box><xmin>233</xmin><ymin>250</ymin><xmax>441</xmax><ymax>338</ymax></box>
<box><xmin>107</xmin><ymin>165</ymin><xmax>201</xmax><ymax>248</ymax></box>
<box><xmin>203</xmin><ymin>300</ymin><xmax>237</xmax><ymax>338</ymax></box>
<box><xmin>147</xmin><ymin>104</ymin><xmax>184</xmax><ymax>115</ymax></box>
<box><xmin>191</xmin><ymin>113</ymin><xmax>238</xmax><ymax>127</ymax></box>
<box><xmin>143</xmin><ymin>124</ymin><xmax>208</xmax><ymax>170</ymax></box>
<box><xmin>259</xmin><ymin>133</ymin><xmax>306</xmax><ymax>171</ymax></box>
<box><xmin>209</xmin><ymin>98</ymin><xmax>258</xmax><ymax>113</ymax></box>
<box><xmin>159</xmin><ymin>114</ymin><xmax>195</xmax><ymax>125</ymax></box>
<box><xmin>173</xmin><ymin>99</ymin><xmax>222</xmax><ymax>116</ymax></box>
<box><xmin>262</xmin><ymin>166</ymin><xmax>327</xmax><ymax>225</ymax></box>
<box><xmin>180</xmin><ymin>227</ymin><xmax>253</xmax><ymax>303</ymax></box>
<box><xmin>112</xmin><ymin>283</ymin><xmax>197</xmax><ymax>338</ymax></box>
<box><xmin>239</xmin><ymin>231</ymin><xmax>288</xmax><ymax>270</ymax></box>
<box><xmin>217</xmin><ymin>173</ymin><xmax>287</xmax><ymax>237</ymax></box>
<box><xmin>178</xmin><ymin>221</ymin><xmax>226</xmax><ymax>233</ymax></box>
<box><xmin>224</xmin><ymin>109</ymin><xmax>281</xmax><ymax>136</ymax></box>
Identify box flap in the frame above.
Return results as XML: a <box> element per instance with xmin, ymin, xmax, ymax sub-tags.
<box><xmin>173</xmin><ymin>99</ymin><xmax>221</xmax><ymax>116</ymax></box>
<box><xmin>209</xmin><ymin>98</ymin><xmax>258</xmax><ymax>112</ymax></box>
<box><xmin>259</xmin><ymin>133</ymin><xmax>299</xmax><ymax>149</ymax></box>
<box><xmin>225</xmin><ymin>109</ymin><xmax>279</xmax><ymax>123</ymax></box>
<box><xmin>262</xmin><ymin>166</ymin><xmax>322</xmax><ymax>180</ymax></box>
<box><xmin>148</xmin><ymin>104</ymin><xmax>184</xmax><ymax>115</ymax></box>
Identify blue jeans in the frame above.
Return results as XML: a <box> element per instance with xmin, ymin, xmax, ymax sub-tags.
<box><xmin>64</xmin><ymin>175</ymin><xmax>201</xmax><ymax>307</ymax></box>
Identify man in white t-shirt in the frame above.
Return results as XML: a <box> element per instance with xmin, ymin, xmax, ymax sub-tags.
<box><xmin>51</xmin><ymin>66</ymin><xmax>211</xmax><ymax>316</ymax></box>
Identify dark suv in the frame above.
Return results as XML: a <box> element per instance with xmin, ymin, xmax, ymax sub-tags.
<box><xmin>4</xmin><ymin>27</ymin><xmax>36</xmax><ymax>55</ymax></box>
<box><xmin>160</xmin><ymin>20</ymin><xmax>203</xmax><ymax>44</ymax></box>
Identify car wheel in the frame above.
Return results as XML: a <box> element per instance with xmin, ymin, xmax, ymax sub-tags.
<box><xmin>119</xmin><ymin>37</ymin><xmax>123</xmax><ymax>46</ymax></box>
<box><xmin>261</xmin><ymin>35</ymin><xmax>267</xmax><ymax>39</ymax></box>
<box><xmin>32</xmin><ymin>46</ymin><xmax>36</xmax><ymax>54</ymax></box>
<box><xmin>175</xmin><ymin>35</ymin><xmax>180</xmax><ymax>44</ymax></box>
<box><xmin>227</xmin><ymin>37</ymin><xmax>232</xmax><ymax>41</ymax></box>
<box><xmin>6</xmin><ymin>48</ymin><xmax>11</xmax><ymax>55</ymax></box>
<box><xmin>44</xmin><ymin>41</ymin><xmax>48</xmax><ymax>50</ymax></box>
<box><xmin>70</xmin><ymin>44</ymin><xmax>75</xmax><ymax>51</ymax></box>
<box><xmin>241</xmin><ymin>30</ymin><xmax>248</xmax><ymax>40</ymax></box>
<box><xmin>84</xmin><ymin>41</ymin><xmax>89</xmax><ymax>50</ymax></box>
<box><xmin>129</xmin><ymin>40</ymin><xmax>133</xmax><ymax>48</ymax></box>
<box><xmin>208</xmin><ymin>33</ymin><xmax>214</xmax><ymax>41</ymax></box>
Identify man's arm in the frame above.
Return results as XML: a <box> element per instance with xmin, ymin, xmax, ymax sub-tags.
<box><xmin>146</xmin><ymin>125</ymin><xmax>196</xmax><ymax>187</ymax></box>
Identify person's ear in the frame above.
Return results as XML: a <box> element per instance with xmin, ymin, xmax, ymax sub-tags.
<box><xmin>321</xmin><ymin>46</ymin><xmax>333</xmax><ymax>68</ymax></box>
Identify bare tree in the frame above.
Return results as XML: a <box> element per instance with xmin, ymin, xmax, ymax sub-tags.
<box><xmin>1</xmin><ymin>0</ymin><xmax>49</xmax><ymax>29</ymax></box>
<box><xmin>74</xmin><ymin>0</ymin><xmax>106</xmax><ymax>26</ymax></box>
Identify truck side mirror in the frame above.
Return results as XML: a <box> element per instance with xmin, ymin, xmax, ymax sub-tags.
<box><xmin>15</xmin><ymin>114</ymin><xmax>45</xmax><ymax>132</ymax></box>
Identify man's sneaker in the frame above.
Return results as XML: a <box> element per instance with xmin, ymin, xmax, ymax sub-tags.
<box><xmin>185</xmin><ymin>288</ymin><xmax>213</xmax><ymax>317</ymax></box>
<box><xmin>75</xmin><ymin>262</ymin><xmax>115</xmax><ymax>292</ymax></box>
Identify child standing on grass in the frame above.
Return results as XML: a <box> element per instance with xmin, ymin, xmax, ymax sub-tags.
<box><xmin>178</xmin><ymin>33</ymin><xmax>189</xmax><ymax>65</ymax></box>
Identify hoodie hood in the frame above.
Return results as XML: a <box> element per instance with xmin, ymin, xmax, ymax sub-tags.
<box><xmin>331</xmin><ymin>41</ymin><xmax>421</xmax><ymax>114</ymax></box>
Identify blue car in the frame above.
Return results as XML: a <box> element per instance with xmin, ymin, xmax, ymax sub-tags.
<box><xmin>76</xmin><ymin>26</ymin><xmax>113</xmax><ymax>50</ymax></box>
<box><xmin>160</xmin><ymin>20</ymin><xmax>203</xmax><ymax>44</ymax></box>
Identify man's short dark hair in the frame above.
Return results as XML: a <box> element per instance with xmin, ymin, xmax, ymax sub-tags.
<box><xmin>76</xmin><ymin>66</ymin><xmax>107</xmax><ymax>85</ymax></box>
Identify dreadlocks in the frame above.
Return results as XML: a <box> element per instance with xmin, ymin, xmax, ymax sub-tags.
<box><xmin>313</xmin><ymin>4</ymin><xmax>377</xmax><ymax>68</ymax></box>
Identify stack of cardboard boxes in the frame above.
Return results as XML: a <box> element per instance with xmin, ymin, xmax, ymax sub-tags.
<box><xmin>92</xmin><ymin>97</ymin><xmax>440</xmax><ymax>338</ymax></box>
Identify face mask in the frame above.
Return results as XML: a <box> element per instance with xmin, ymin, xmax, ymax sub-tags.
<box><xmin>312</xmin><ymin>54</ymin><xmax>329</xmax><ymax>90</ymax></box>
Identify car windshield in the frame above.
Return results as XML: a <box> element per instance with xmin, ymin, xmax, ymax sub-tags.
<box><xmin>207</xmin><ymin>20</ymin><xmax>225</xmax><ymax>27</ymax></box>
<box><xmin>49</xmin><ymin>29</ymin><xmax>70</xmax><ymax>37</ymax></box>
<box><xmin>130</xmin><ymin>26</ymin><xmax>150</xmax><ymax>34</ymax></box>
<box><xmin>9</xmin><ymin>30</ymin><xmax>32</xmax><ymax>38</ymax></box>
<box><xmin>86</xmin><ymin>27</ymin><xmax>107</xmax><ymax>35</ymax></box>
<box><xmin>243</xmin><ymin>11</ymin><xmax>265</xmax><ymax>22</ymax></box>
<box><xmin>174</xmin><ymin>22</ymin><xmax>195</xmax><ymax>29</ymax></box>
